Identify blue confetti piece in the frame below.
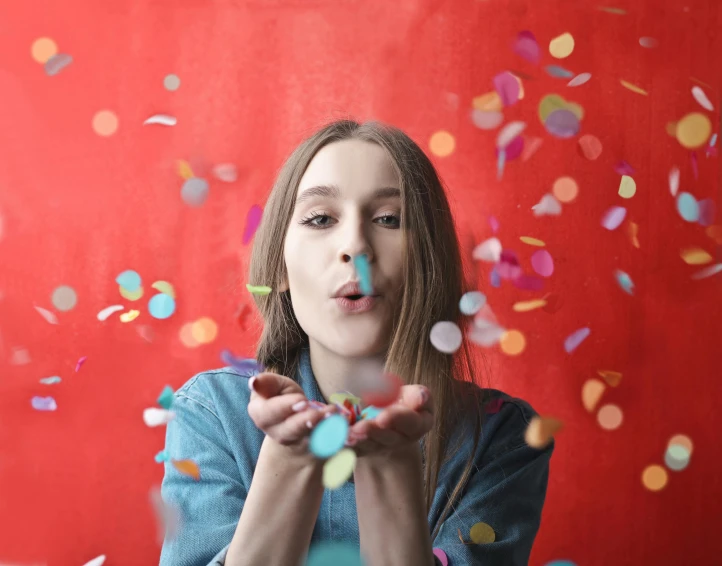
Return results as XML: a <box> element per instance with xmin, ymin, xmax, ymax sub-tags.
<box><xmin>564</xmin><ymin>327</ymin><xmax>590</xmax><ymax>353</ymax></box>
<box><xmin>710</xmin><ymin>133</ymin><xmax>718</xmax><ymax>147</ymax></box>
<box><xmin>305</xmin><ymin>542</ymin><xmax>364</xmax><ymax>566</ymax></box>
<box><xmin>615</xmin><ymin>269</ymin><xmax>635</xmax><ymax>295</ymax></box>
<box><xmin>459</xmin><ymin>291</ymin><xmax>486</xmax><ymax>315</ymax></box>
<box><xmin>154</xmin><ymin>449</ymin><xmax>170</xmax><ymax>463</ymax></box>
<box><xmin>353</xmin><ymin>254</ymin><xmax>373</xmax><ymax>296</ymax></box>
<box><xmin>148</xmin><ymin>293</ymin><xmax>176</xmax><ymax>319</ymax></box>
<box><xmin>676</xmin><ymin>192</ymin><xmax>700</xmax><ymax>223</ymax></box>
<box><xmin>309</xmin><ymin>414</ymin><xmax>349</xmax><ymax>459</ymax></box>
<box><xmin>545</xmin><ymin>65</ymin><xmax>575</xmax><ymax>78</ymax></box>
<box><xmin>490</xmin><ymin>266</ymin><xmax>501</xmax><ymax>288</ymax></box>
<box><xmin>157</xmin><ymin>385</ymin><xmax>175</xmax><ymax>410</ymax></box>
<box><xmin>39</xmin><ymin>376</ymin><xmax>62</xmax><ymax>385</ymax></box>
<box><xmin>361</xmin><ymin>406</ymin><xmax>382</xmax><ymax>420</ymax></box>
<box><xmin>220</xmin><ymin>350</ymin><xmax>264</xmax><ymax>375</ymax></box>
<box><xmin>116</xmin><ymin>270</ymin><xmax>142</xmax><ymax>292</ymax></box>
<box><xmin>31</xmin><ymin>396</ymin><xmax>57</xmax><ymax>411</ymax></box>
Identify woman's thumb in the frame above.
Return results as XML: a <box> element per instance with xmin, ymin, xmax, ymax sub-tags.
<box><xmin>248</xmin><ymin>372</ymin><xmax>284</xmax><ymax>399</ymax></box>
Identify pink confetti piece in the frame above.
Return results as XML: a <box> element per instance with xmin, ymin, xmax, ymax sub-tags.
<box><xmin>614</xmin><ymin>161</ymin><xmax>636</xmax><ymax>175</ymax></box>
<box><xmin>493</xmin><ymin>71</ymin><xmax>521</xmax><ymax>107</ymax></box>
<box><xmin>531</xmin><ymin>249</ymin><xmax>554</xmax><ymax>277</ymax></box>
<box><xmin>698</xmin><ymin>199</ymin><xmax>716</xmax><ymax>226</ymax></box>
<box><xmin>497</xmin><ymin>250</ymin><xmax>522</xmax><ymax>279</ymax></box>
<box><xmin>512</xmin><ymin>274</ymin><xmax>544</xmax><ymax>291</ymax></box>
<box><xmin>243</xmin><ymin>205</ymin><xmax>263</xmax><ymax>245</ymax></box>
<box><xmin>75</xmin><ymin>356</ymin><xmax>87</xmax><ymax>372</ymax></box>
<box><xmin>496</xmin><ymin>136</ymin><xmax>524</xmax><ymax>161</ymax></box>
<box><xmin>521</xmin><ymin>137</ymin><xmax>543</xmax><ymax>162</ymax></box>
<box><xmin>690</xmin><ymin>152</ymin><xmax>699</xmax><ymax>180</ymax></box>
<box><xmin>512</xmin><ymin>30</ymin><xmax>540</xmax><ymax>64</ymax></box>
<box><xmin>601</xmin><ymin>206</ymin><xmax>627</xmax><ymax>230</ymax></box>
<box><xmin>567</xmin><ymin>72</ymin><xmax>592</xmax><ymax>87</ymax></box>
<box><xmin>212</xmin><ymin>163</ymin><xmax>238</xmax><ymax>183</ymax></box>
<box><xmin>34</xmin><ymin>306</ymin><xmax>58</xmax><ymax>324</ymax></box>
<box><xmin>669</xmin><ymin>167</ymin><xmax>680</xmax><ymax>197</ymax></box>
<box><xmin>565</xmin><ymin>327</ymin><xmax>590</xmax><ymax>353</ymax></box>
<box><xmin>497</xmin><ymin>121</ymin><xmax>527</xmax><ymax>149</ymax></box>
<box><xmin>489</xmin><ymin>216</ymin><xmax>500</xmax><ymax>234</ymax></box>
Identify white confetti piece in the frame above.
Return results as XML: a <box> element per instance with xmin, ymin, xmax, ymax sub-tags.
<box><xmin>212</xmin><ymin>163</ymin><xmax>238</xmax><ymax>183</ymax></box>
<box><xmin>429</xmin><ymin>321</ymin><xmax>463</xmax><ymax>353</ymax></box>
<box><xmin>467</xmin><ymin>319</ymin><xmax>506</xmax><ymax>347</ymax></box>
<box><xmin>669</xmin><ymin>167</ymin><xmax>680</xmax><ymax>197</ymax></box>
<box><xmin>532</xmin><ymin>194</ymin><xmax>562</xmax><ymax>217</ymax></box>
<box><xmin>97</xmin><ymin>305</ymin><xmax>124</xmax><ymax>321</ymax></box>
<box><xmin>472</xmin><ymin>237</ymin><xmax>502</xmax><ymax>262</ymax></box>
<box><xmin>143</xmin><ymin>114</ymin><xmax>177</xmax><ymax>126</ymax></box>
<box><xmin>691</xmin><ymin>86</ymin><xmax>714</xmax><ymax>112</ymax></box>
<box><xmin>143</xmin><ymin>408</ymin><xmax>176</xmax><ymax>427</ymax></box>
<box><xmin>567</xmin><ymin>72</ymin><xmax>591</xmax><ymax>87</ymax></box>
<box><xmin>34</xmin><ymin>306</ymin><xmax>58</xmax><ymax>324</ymax></box>
<box><xmin>691</xmin><ymin>263</ymin><xmax>722</xmax><ymax>280</ymax></box>
<box><xmin>496</xmin><ymin>121</ymin><xmax>526</xmax><ymax>149</ymax></box>
<box><xmin>81</xmin><ymin>556</ymin><xmax>106</xmax><ymax>566</ymax></box>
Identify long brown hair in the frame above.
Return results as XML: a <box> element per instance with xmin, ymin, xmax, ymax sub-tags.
<box><xmin>248</xmin><ymin>119</ymin><xmax>484</xmax><ymax>541</ymax></box>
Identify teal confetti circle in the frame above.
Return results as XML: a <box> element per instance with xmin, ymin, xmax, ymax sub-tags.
<box><xmin>116</xmin><ymin>270</ymin><xmax>142</xmax><ymax>292</ymax></box>
<box><xmin>676</xmin><ymin>192</ymin><xmax>699</xmax><ymax>222</ymax></box>
<box><xmin>148</xmin><ymin>293</ymin><xmax>176</xmax><ymax>319</ymax></box>
<box><xmin>305</xmin><ymin>542</ymin><xmax>363</xmax><ymax>566</ymax></box>
<box><xmin>309</xmin><ymin>414</ymin><xmax>349</xmax><ymax>459</ymax></box>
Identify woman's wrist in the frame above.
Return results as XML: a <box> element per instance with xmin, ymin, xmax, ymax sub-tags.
<box><xmin>261</xmin><ymin>434</ymin><xmax>325</xmax><ymax>475</ymax></box>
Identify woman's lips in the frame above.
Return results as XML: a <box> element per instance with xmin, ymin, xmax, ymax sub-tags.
<box><xmin>334</xmin><ymin>295</ymin><xmax>378</xmax><ymax>313</ymax></box>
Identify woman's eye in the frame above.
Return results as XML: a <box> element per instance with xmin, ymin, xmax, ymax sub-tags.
<box><xmin>300</xmin><ymin>213</ymin><xmax>334</xmax><ymax>228</ymax></box>
<box><xmin>376</xmin><ymin>214</ymin><xmax>401</xmax><ymax>228</ymax></box>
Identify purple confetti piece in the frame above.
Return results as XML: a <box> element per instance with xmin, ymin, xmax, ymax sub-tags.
<box><xmin>220</xmin><ymin>350</ymin><xmax>264</xmax><ymax>375</ymax></box>
<box><xmin>601</xmin><ymin>206</ymin><xmax>627</xmax><ymax>230</ymax></box>
<box><xmin>497</xmin><ymin>250</ymin><xmax>523</xmax><ymax>280</ymax></box>
<box><xmin>75</xmin><ymin>356</ymin><xmax>87</xmax><ymax>372</ymax></box>
<box><xmin>496</xmin><ymin>136</ymin><xmax>524</xmax><ymax>161</ymax></box>
<box><xmin>490</xmin><ymin>266</ymin><xmax>501</xmax><ymax>288</ymax></box>
<box><xmin>531</xmin><ymin>250</ymin><xmax>555</xmax><ymax>277</ymax></box>
<box><xmin>512</xmin><ymin>274</ymin><xmax>545</xmax><ymax>291</ymax></box>
<box><xmin>493</xmin><ymin>71</ymin><xmax>520</xmax><ymax>107</ymax></box>
<box><xmin>614</xmin><ymin>161</ymin><xmax>636</xmax><ymax>175</ymax></box>
<box><xmin>698</xmin><ymin>199</ymin><xmax>716</xmax><ymax>227</ymax></box>
<box><xmin>564</xmin><ymin>327</ymin><xmax>590</xmax><ymax>353</ymax></box>
<box><xmin>513</xmin><ymin>30</ymin><xmax>540</xmax><ymax>64</ymax></box>
<box><xmin>545</xmin><ymin>109</ymin><xmax>581</xmax><ymax>138</ymax></box>
<box><xmin>243</xmin><ymin>205</ymin><xmax>263</xmax><ymax>245</ymax></box>
<box><xmin>31</xmin><ymin>396</ymin><xmax>57</xmax><ymax>411</ymax></box>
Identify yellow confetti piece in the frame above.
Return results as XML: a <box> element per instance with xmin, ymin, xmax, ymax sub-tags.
<box><xmin>472</xmin><ymin>92</ymin><xmax>502</xmax><ymax>112</ymax></box>
<box><xmin>119</xmin><ymin>285</ymin><xmax>144</xmax><ymax>301</ymax></box>
<box><xmin>620</xmin><ymin>80</ymin><xmax>648</xmax><ymax>96</ymax></box>
<box><xmin>469</xmin><ymin>522</ymin><xmax>496</xmax><ymax>544</ymax></box>
<box><xmin>549</xmin><ymin>32</ymin><xmax>575</xmax><ymax>59</ymax></box>
<box><xmin>179</xmin><ymin>322</ymin><xmax>200</xmax><ymax>348</ymax></box>
<box><xmin>429</xmin><ymin>131</ymin><xmax>456</xmax><ymax>157</ymax></box>
<box><xmin>520</xmin><ymin>236</ymin><xmax>545</xmax><ymax>247</ymax></box>
<box><xmin>582</xmin><ymin>379</ymin><xmax>606</xmax><ymax>412</ymax></box>
<box><xmin>597</xmin><ymin>370</ymin><xmax>622</xmax><ymax>387</ymax></box>
<box><xmin>172</xmin><ymin>459</ymin><xmax>201</xmax><ymax>480</ymax></box>
<box><xmin>680</xmin><ymin>247</ymin><xmax>713</xmax><ymax>265</ymax></box>
<box><xmin>322</xmin><ymin>449</ymin><xmax>357</xmax><ymax>490</ymax></box>
<box><xmin>642</xmin><ymin>464</ymin><xmax>668</xmax><ymax>492</ymax></box>
<box><xmin>525</xmin><ymin>416</ymin><xmax>563</xmax><ymax>449</ymax></box>
<box><xmin>499</xmin><ymin>330</ymin><xmax>526</xmax><ymax>356</ymax></box>
<box><xmin>629</xmin><ymin>222</ymin><xmax>640</xmax><ymax>248</ymax></box>
<box><xmin>676</xmin><ymin>112</ymin><xmax>712</xmax><ymax>149</ymax></box>
<box><xmin>246</xmin><ymin>284</ymin><xmax>272</xmax><ymax>296</ymax></box>
<box><xmin>329</xmin><ymin>392</ymin><xmax>362</xmax><ymax>406</ymax></box>
<box><xmin>119</xmin><ymin>309</ymin><xmax>140</xmax><ymax>323</ymax></box>
<box><xmin>178</xmin><ymin>160</ymin><xmax>194</xmax><ymax>180</ymax></box>
<box><xmin>31</xmin><ymin>37</ymin><xmax>58</xmax><ymax>63</ymax></box>
<box><xmin>512</xmin><ymin>299</ymin><xmax>547</xmax><ymax>312</ymax></box>
<box><xmin>618</xmin><ymin>175</ymin><xmax>636</xmax><ymax>199</ymax></box>
<box><xmin>151</xmin><ymin>280</ymin><xmax>176</xmax><ymax>299</ymax></box>
<box><xmin>191</xmin><ymin>317</ymin><xmax>218</xmax><ymax>344</ymax></box>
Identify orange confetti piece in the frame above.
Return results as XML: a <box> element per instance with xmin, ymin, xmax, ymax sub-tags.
<box><xmin>520</xmin><ymin>236</ymin><xmax>545</xmax><ymax>247</ymax></box>
<box><xmin>172</xmin><ymin>459</ymin><xmax>201</xmax><ymax>480</ymax></box>
<box><xmin>525</xmin><ymin>416</ymin><xmax>563</xmax><ymax>449</ymax></box>
<box><xmin>178</xmin><ymin>160</ymin><xmax>194</xmax><ymax>180</ymax></box>
<box><xmin>582</xmin><ymin>379</ymin><xmax>606</xmax><ymax>412</ymax></box>
<box><xmin>680</xmin><ymin>247</ymin><xmax>713</xmax><ymax>265</ymax></box>
<box><xmin>706</xmin><ymin>225</ymin><xmax>722</xmax><ymax>245</ymax></box>
<box><xmin>620</xmin><ymin>80</ymin><xmax>648</xmax><ymax>96</ymax></box>
<box><xmin>512</xmin><ymin>299</ymin><xmax>547</xmax><ymax>312</ymax></box>
<box><xmin>597</xmin><ymin>370</ymin><xmax>622</xmax><ymax>387</ymax></box>
<box><xmin>628</xmin><ymin>222</ymin><xmax>640</xmax><ymax>248</ymax></box>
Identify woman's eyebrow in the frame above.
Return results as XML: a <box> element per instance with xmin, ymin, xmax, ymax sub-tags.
<box><xmin>295</xmin><ymin>185</ymin><xmax>401</xmax><ymax>206</ymax></box>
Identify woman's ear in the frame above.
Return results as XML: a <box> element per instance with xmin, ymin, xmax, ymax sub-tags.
<box><xmin>278</xmin><ymin>274</ymin><xmax>289</xmax><ymax>293</ymax></box>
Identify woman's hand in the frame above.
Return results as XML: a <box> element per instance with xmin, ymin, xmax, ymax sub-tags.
<box><xmin>347</xmin><ymin>385</ymin><xmax>434</xmax><ymax>458</ymax></box>
<box><xmin>247</xmin><ymin>373</ymin><xmax>338</xmax><ymax>458</ymax></box>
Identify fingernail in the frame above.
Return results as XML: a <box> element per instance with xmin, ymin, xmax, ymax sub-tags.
<box><xmin>344</xmin><ymin>437</ymin><xmax>357</xmax><ymax>447</ymax></box>
<box><xmin>292</xmin><ymin>401</ymin><xmax>308</xmax><ymax>412</ymax></box>
<box><xmin>306</xmin><ymin>420</ymin><xmax>314</xmax><ymax>429</ymax></box>
<box><xmin>420</xmin><ymin>389</ymin><xmax>429</xmax><ymax>404</ymax></box>
<box><xmin>248</xmin><ymin>376</ymin><xmax>257</xmax><ymax>391</ymax></box>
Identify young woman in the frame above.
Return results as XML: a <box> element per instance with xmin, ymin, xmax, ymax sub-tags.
<box><xmin>160</xmin><ymin>120</ymin><xmax>553</xmax><ymax>566</ymax></box>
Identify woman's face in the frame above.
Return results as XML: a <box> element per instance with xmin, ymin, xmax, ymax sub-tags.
<box><xmin>283</xmin><ymin>139</ymin><xmax>405</xmax><ymax>357</ymax></box>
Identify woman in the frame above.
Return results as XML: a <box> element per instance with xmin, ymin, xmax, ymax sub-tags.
<box><xmin>160</xmin><ymin>119</ymin><xmax>553</xmax><ymax>566</ymax></box>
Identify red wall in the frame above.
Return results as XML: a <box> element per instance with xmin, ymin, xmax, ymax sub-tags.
<box><xmin>1</xmin><ymin>1</ymin><xmax>721</xmax><ymax>564</ymax></box>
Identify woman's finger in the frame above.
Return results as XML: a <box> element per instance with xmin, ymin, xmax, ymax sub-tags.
<box><xmin>397</xmin><ymin>385</ymin><xmax>433</xmax><ymax>413</ymax></box>
<box><xmin>249</xmin><ymin>372</ymin><xmax>304</xmax><ymax>399</ymax></box>
<box><xmin>248</xmin><ymin>392</ymin><xmax>308</xmax><ymax>430</ymax></box>
<box><xmin>271</xmin><ymin>404</ymin><xmax>338</xmax><ymax>445</ymax></box>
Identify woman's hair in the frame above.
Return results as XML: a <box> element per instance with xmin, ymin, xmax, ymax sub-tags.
<box><xmin>248</xmin><ymin>119</ymin><xmax>485</xmax><ymax>541</ymax></box>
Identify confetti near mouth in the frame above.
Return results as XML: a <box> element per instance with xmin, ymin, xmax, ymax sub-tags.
<box><xmin>525</xmin><ymin>416</ymin><xmax>563</xmax><ymax>449</ymax></box>
<box><xmin>353</xmin><ymin>254</ymin><xmax>373</xmax><ymax>295</ymax></box>
<box><xmin>564</xmin><ymin>327</ymin><xmax>590</xmax><ymax>353</ymax></box>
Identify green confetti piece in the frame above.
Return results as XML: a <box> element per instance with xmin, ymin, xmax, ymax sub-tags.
<box><xmin>246</xmin><ymin>284</ymin><xmax>272</xmax><ymax>296</ymax></box>
<box><xmin>157</xmin><ymin>385</ymin><xmax>174</xmax><ymax>409</ymax></box>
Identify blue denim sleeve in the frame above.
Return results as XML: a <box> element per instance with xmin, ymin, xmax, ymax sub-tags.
<box><xmin>431</xmin><ymin>404</ymin><xmax>553</xmax><ymax>565</ymax></box>
<box><xmin>159</xmin><ymin>378</ymin><xmax>245</xmax><ymax>566</ymax></box>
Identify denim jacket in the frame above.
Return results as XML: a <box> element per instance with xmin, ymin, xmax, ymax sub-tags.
<box><xmin>160</xmin><ymin>347</ymin><xmax>552</xmax><ymax>566</ymax></box>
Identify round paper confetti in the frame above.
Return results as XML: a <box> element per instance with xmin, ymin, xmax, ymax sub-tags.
<box><xmin>567</xmin><ymin>72</ymin><xmax>591</xmax><ymax>87</ymax></box>
<box><xmin>493</xmin><ymin>71</ymin><xmax>521</xmax><ymax>106</ymax></box>
<box><xmin>92</xmin><ymin>110</ymin><xmax>119</xmax><ymax>137</ymax></box>
<box><xmin>531</xmin><ymin>250</ymin><xmax>554</xmax><ymax>277</ymax></box>
<box><xmin>472</xmin><ymin>92</ymin><xmax>503</xmax><ymax>112</ymax></box>
<box><xmin>533</xmin><ymin>194</ymin><xmax>562</xmax><ymax>216</ymax></box>
<box><xmin>430</xmin><ymin>321</ymin><xmax>463</xmax><ymax>354</ymax></box>
<box><xmin>116</xmin><ymin>270</ymin><xmax>142</xmax><ymax>292</ymax></box>
<box><xmin>471</xmin><ymin>109</ymin><xmax>504</xmax><ymax>130</ymax></box>
<box><xmin>459</xmin><ymin>291</ymin><xmax>486</xmax><ymax>315</ymax></box>
<box><xmin>179</xmin><ymin>323</ymin><xmax>200</xmax><ymax>348</ymax></box>
<box><xmin>618</xmin><ymin>175</ymin><xmax>636</xmax><ymax>199</ymax></box>
<box><xmin>513</xmin><ymin>30</ymin><xmax>540</xmax><ymax>64</ymax></box>
<box><xmin>676</xmin><ymin>192</ymin><xmax>699</xmax><ymax>222</ymax></box>
<box><xmin>497</xmin><ymin>121</ymin><xmax>526</xmax><ymax>149</ymax></box>
<box><xmin>601</xmin><ymin>206</ymin><xmax>627</xmax><ymax>230</ymax></box>
<box><xmin>181</xmin><ymin>178</ymin><xmax>209</xmax><ymax>207</ymax></box>
<box><xmin>432</xmin><ymin>548</ymin><xmax>449</xmax><ymax>566</ymax></box>
<box><xmin>582</xmin><ymin>379</ymin><xmax>606</xmax><ymax>412</ymax></box>
<box><xmin>680</xmin><ymin>247</ymin><xmax>712</xmax><ymax>265</ymax></box>
<box><xmin>191</xmin><ymin>317</ymin><xmax>218</xmax><ymax>344</ymax></box>
<box><xmin>469</xmin><ymin>521</ymin><xmax>496</xmax><ymax>544</ymax></box>
<box><xmin>565</xmin><ymin>327</ymin><xmax>590</xmax><ymax>353</ymax></box>
<box><xmin>549</xmin><ymin>32</ymin><xmax>575</xmax><ymax>59</ymax></box>
<box><xmin>500</xmin><ymin>330</ymin><xmax>526</xmax><ymax>356</ymax></box>
<box><xmin>429</xmin><ymin>131</ymin><xmax>455</xmax><ymax>157</ymax></box>
<box><xmin>164</xmin><ymin>74</ymin><xmax>181</xmax><ymax>91</ymax></box>
<box><xmin>552</xmin><ymin>176</ymin><xmax>578</xmax><ymax>203</ymax></box>
<box><xmin>545</xmin><ymin>109</ymin><xmax>580</xmax><ymax>138</ymax></box>
<box><xmin>31</xmin><ymin>37</ymin><xmax>58</xmax><ymax>63</ymax></box>
<box><xmin>306</xmin><ymin>542</ymin><xmax>363</xmax><ymax>566</ymax></box>
<box><xmin>578</xmin><ymin>134</ymin><xmax>602</xmax><ymax>160</ymax></box>
<box><xmin>664</xmin><ymin>444</ymin><xmax>690</xmax><ymax>472</ymax></box>
<box><xmin>148</xmin><ymin>294</ymin><xmax>176</xmax><ymax>319</ymax></box>
<box><xmin>322</xmin><ymin>449</ymin><xmax>357</xmax><ymax>489</ymax></box>
<box><xmin>512</xmin><ymin>299</ymin><xmax>547</xmax><ymax>312</ymax></box>
<box><xmin>546</xmin><ymin>65</ymin><xmax>574</xmax><ymax>79</ymax></box>
<box><xmin>119</xmin><ymin>285</ymin><xmax>144</xmax><ymax>301</ymax></box>
<box><xmin>52</xmin><ymin>285</ymin><xmax>77</xmax><ymax>312</ymax></box>
<box><xmin>473</xmin><ymin>237</ymin><xmax>502</xmax><ymax>262</ymax></box>
<box><xmin>310</xmin><ymin>414</ymin><xmax>349</xmax><ymax>459</ymax></box>
<box><xmin>668</xmin><ymin>434</ymin><xmax>693</xmax><ymax>455</ymax></box>
<box><xmin>525</xmin><ymin>416</ymin><xmax>563</xmax><ymax>449</ymax></box>
<box><xmin>597</xmin><ymin>404</ymin><xmax>623</xmax><ymax>430</ymax></box>
<box><xmin>642</xmin><ymin>464</ymin><xmax>668</xmax><ymax>491</ymax></box>
<box><xmin>676</xmin><ymin>112</ymin><xmax>712</xmax><ymax>149</ymax></box>
<box><xmin>31</xmin><ymin>396</ymin><xmax>57</xmax><ymax>411</ymax></box>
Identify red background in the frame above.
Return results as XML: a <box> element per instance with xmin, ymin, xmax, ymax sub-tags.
<box><xmin>1</xmin><ymin>1</ymin><xmax>721</xmax><ymax>564</ymax></box>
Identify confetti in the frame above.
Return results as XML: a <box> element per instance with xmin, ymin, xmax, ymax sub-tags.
<box><xmin>432</xmin><ymin>548</ymin><xmax>449</xmax><ymax>566</ymax></box>
<box><xmin>520</xmin><ymin>236</ymin><xmax>545</xmax><ymax>246</ymax></box>
<box><xmin>597</xmin><ymin>404</ymin><xmax>623</xmax><ymax>430</ymax></box>
<box><xmin>220</xmin><ymin>350</ymin><xmax>264</xmax><ymax>375</ymax></box>
<box><xmin>497</xmin><ymin>135</ymin><xmax>524</xmax><ymax>160</ymax></box>
<box><xmin>664</xmin><ymin>444</ymin><xmax>691</xmax><ymax>472</ymax></box>
<box><xmin>668</xmin><ymin>434</ymin><xmax>693</xmax><ymax>455</ymax></box>
<box><xmin>353</xmin><ymin>254</ymin><xmax>373</xmax><ymax>295</ymax></box>
<box><xmin>614</xmin><ymin>161</ymin><xmax>635</xmax><ymax>175</ymax></box>
<box><xmin>706</xmin><ymin>225</ymin><xmax>722</xmax><ymax>244</ymax></box>
<box><xmin>181</xmin><ymin>177</ymin><xmax>209</xmax><ymax>207</ymax></box>
<box><xmin>144</xmin><ymin>114</ymin><xmax>177</xmax><ymax>126</ymax></box>
<box><xmin>597</xmin><ymin>370</ymin><xmax>622</xmax><ymax>387</ymax></box>
<box><xmin>243</xmin><ymin>205</ymin><xmax>263</xmax><ymax>245</ymax></box>
<box><xmin>521</xmin><ymin>137</ymin><xmax>543</xmax><ymax>161</ymax></box>
<box><xmin>470</xmin><ymin>521</ymin><xmax>496</xmax><ymax>544</ymax></box>
<box><xmin>690</xmin><ymin>151</ymin><xmax>699</xmax><ymax>180</ymax></box>
<box><xmin>567</xmin><ymin>72</ymin><xmax>591</xmax><ymax>87</ymax></box>
<box><xmin>545</xmin><ymin>109</ymin><xmax>580</xmax><ymax>138</ymax></box>
<box><xmin>497</xmin><ymin>250</ymin><xmax>522</xmax><ymax>280</ymax></box>
<box><xmin>497</xmin><ymin>150</ymin><xmax>506</xmax><ymax>180</ymax></box>
<box><xmin>499</xmin><ymin>329</ymin><xmax>526</xmax><ymax>356</ymax></box>
<box><xmin>45</xmin><ymin>53</ymin><xmax>73</xmax><ymax>76</ymax></box>
<box><xmin>151</xmin><ymin>281</ymin><xmax>176</xmax><ymax>298</ymax></box>
<box><xmin>31</xmin><ymin>37</ymin><xmax>57</xmax><ymax>63</ymax></box>
<box><xmin>472</xmin><ymin>237</ymin><xmax>502</xmax><ymax>262</ymax></box>
<box><xmin>601</xmin><ymin>206</ymin><xmax>627</xmax><ymax>230</ymax></box>
<box><xmin>546</xmin><ymin>65</ymin><xmax>574</xmax><ymax>79</ymax></box>
<box><xmin>493</xmin><ymin>71</ymin><xmax>521</xmax><ymax>107</ymax></box>
<box><xmin>155</xmin><ymin>449</ymin><xmax>170</xmax><ymax>463</ymax></box>
<box><xmin>429</xmin><ymin>131</ymin><xmax>455</xmax><ymax>157</ymax></box>
<box><xmin>691</xmin><ymin>264</ymin><xmax>722</xmax><ymax>280</ymax></box>
<box><xmin>578</xmin><ymin>134</ymin><xmax>603</xmax><ymax>160</ymax></box>
<box><xmin>641</xmin><ymin>464</ymin><xmax>668</xmax><ymax>491</ymax></box>
<box><xmin>163</xmin><ymin>74</ymin><xmax>181</xmax><ymax>91</ymax></box>
<box><xmin>467</xmin><ymin>319</ymin><xmax>506</xmax><ymax>347</ymax></box>
<box><xmin>92</xmin><ymin>110</ymin><xmax>119</xmax><ymax>136</ymax></box>
<box><xmin>82</xmin><ymin>556</ymin><xmax>106</xmax><ymax>566</ymax></box>
<box><xmin>430</xmin><ymin>321</ymin><xmax>463</xmax><ymax>354</ymax></box>
<box><xmin>31</xmin><ymin>396</ymin><xmax>57</xmax><ymax>411</ymax></box>
<box><xmin>639</xmin><ymin>36</ymin><xmax>658</xmax><ymax>48</ymax></box>
<box><xmin>246</xmin><ymin>284</ymin><xmax>272</xmax><ymax>295</ymax></box>
<box><xmin>496</xmin><ymin>121</ymin><xmax>526</xmax><ymax>149</ymax></box>
<box><xmin>116</xmin><ymin>270</ymin><xmax>142</xmax><ymax>292</ymax></box>
<box><xmin>119</xmin><ymin>285</ymin><xmax>144</xmax><ymax>301</ymax></box>
<box><xmin>620</xmin><ymin>80</ymin><xmax>648</xmax><ymax>96</ymax></box>
<box><xmin>472</xmin><ymin>92</ymin><xmax>502</xmax><ymax>112</ymax></box>
<box><xmin>471</xmin><ymin>109</ymin><xmax>504</xmax><ymax>130</ymax></box>
<box><xmin>40</xmin><ymin>376</ymin><xmax>61</xmax><ymax>385</ymax></box>
<box><xmin>539</xmin><ymin>94</ymin><xmax>583</xmax><ymax>122</ymax></box>
<box><xmin>565</xmin><ymin>327</ymin><xmax>590</xmax><ymax>353</ymax></box>
<box><xmin>119</xmin><ymin>309</ymin><xmax>140</xmax><ymax>322</ymax></box>
<box><xmin>691</xmin><ymin>86</ymin><xmax>714</xmax><ymax>111</ymax></box>
<box><xmin>34</xmin><ymin>306</ymin><xmax>58</xmax><ymax>324</ymax></box>
<box><xmin>680</xmin><ymin>248</ymin><xmax>713</xmax><ymax>265</ymax></box>
<box><xmin>618</xmin><ymin>176</ymin><xmax>636</xmax><ymax>199</ymax></box>
<box><xmin>177</xmin><ymin>160</ymin><xmax>194</xmax><ymax>180</ymax></box>
<box><xmin>512</xmin><ymin>299</ymin><xmax>547</xmax><ymax>312</ymax></box>
<box><xmin>698</xmin><ymin>199</ymin><xmax>716</xmax><ymax>226</ymax></box>
<box><xmin>549</xmin><ymin>32</ymin><xmax>575</xmax><ymax>59</ymax></box>
<box><xmin>75</xmin><ymin>356</ymin><xmax>87</xmax><ymax>372</ymax></box>
<box><xmin>532</xmin><ymin>194</ymin><xmax>562</xmax><ymax>217</ymax></box>
<box><xmin>97</xmin><ymin>305</ymin><xmax>124</xmax><ymax>321</ymax></box>
<box><xmin>322</xmin><ymin>449</ymin><xmax>357</xmax><ymax>489</ymax></box>
<box><xmin>172</xmin><ymin>459</ymin><xmax>201</xmax><ymax>480</ymax></box>
<box><xmin>10</xmin><ymin>347</ymin><xmax>31</xmax><ymax>365</ymax></box>
<box><xmin>459</xmin><ymin>291</ymin><xmax>486</xmax><ymax>315</ymax></box>
<box><xmin>531</xmin><ymin>250</ymin><xmax>554</xmax><ymax>277</ymax></box>
<box><xmin>629</xmin><ymin>222</ymin><xmax>640</xmax><ymax>248</ymax></box>
<box><xmin>148</xmin><ymin>294</ymin><xmax>176</xmax><ymax>319</ymax></box>
<box><xmin>552</xmin><ymin>177</ymin><xmax>578</xmax><ymax>203</ymax></box>
<box><xmin>513</xmin><ymin>30</ymin><xmax>540</xmax><ymax>64</ymax></box>
<box><xmin>525</xmin><ymin>416</ymin><xmax>563</xmax><ymax>449</ymax></box>
<box><xmin>305</xmin><ymin>542</ymin><xmax>364</xmax><ymax>566</ymax></box>
<box><xmin>212</xmin><ymin>163</ymin><xmax>238</xmax><ymax>182</ymax></box>
<box><xmin>668</xmin><ymin>167</ymin><xmax>680</xmax><ymax>197</ymax></box>
<box><xmin>676</xmin><ymin>113</ymin><xmax>712</xmax><ymax>148</ymax></box>
<box><xmin>361</xmin><ymin>406</ymin><xmax>382</xmax><ymax>420</ymax></box>
<box><xmin>582</xmin><ymin>379</ymin><xmax>605</xmax><ymax>412</ymax></box>
<box><xmin>51</xmin><ymin>285</ymin><xmax>77</xmax><ymax>312</ymax></box>
<box><xmin>676</xmin><ymin>192</ymin><xmax>699</xmax><ymax>222</ymax></box>
<box><xmin>310</xmin><ymin>414</ymin><xmax>349</xmax><ymax>459</ymax></box>
<box><xmin>157</xmin><ymin>386</ymin><xmax>174</xmax><ymax>410</ymax></box>
<box><xmin>615</xmin><ymin>270</ymin><xmax>634</xmax><ymax>294</ymax></box>
<box><xmin>143</xmin><ymin>408</ymin><xmax>176</xmax><ymax>427</ymax></box>
<box><xmin>191</xmin><ymin>317</ymin><xmax>218</xmax><ymax>344</ymax></box>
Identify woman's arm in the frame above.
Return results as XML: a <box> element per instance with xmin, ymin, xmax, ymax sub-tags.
<box><xmin>225</xmin><ymin>436</ymin><xmax>324</xmax><ymax>566</ymax></box>
<box><xmin>353</xmin><ymin>444</ymin><xmax>436</xmax><ymax>566</ymax></box>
